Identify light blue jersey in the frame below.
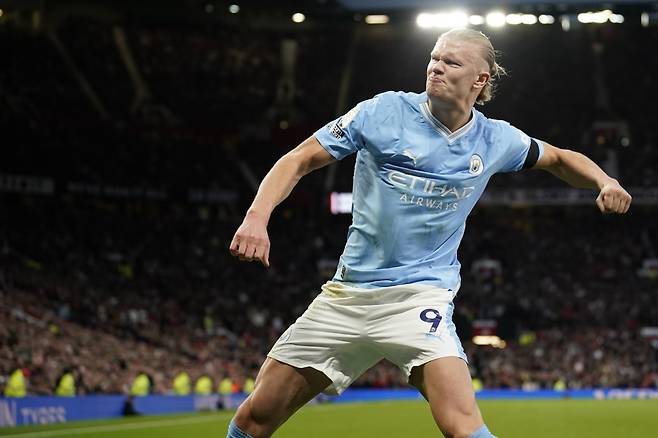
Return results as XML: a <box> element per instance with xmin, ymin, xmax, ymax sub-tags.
<box><xmin>314</xmin><ymin>91</ymin><xmax>544</xmax><ymax>291</ymax></box>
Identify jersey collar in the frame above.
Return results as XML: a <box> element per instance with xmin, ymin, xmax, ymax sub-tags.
<box><xmin>419</xmin><ymin>100</ymin><xmax>476</xmax><ymax>144</ymax></box>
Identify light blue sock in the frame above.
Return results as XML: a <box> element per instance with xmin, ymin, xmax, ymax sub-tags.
<box><xmin>469</xmin><ymin>425</ymin><xmax>497</xmax><ymax>438</ymax></box>
<box><xmin>227</xmin><ymin>419</ymin><xmax>254</xmax><ymax>438</ymax></box>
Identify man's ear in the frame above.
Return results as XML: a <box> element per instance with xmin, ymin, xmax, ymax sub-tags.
<box><xmin>474</xmin><ymin>71</ymin><xmax>490</xmax><ymax>90</ymax></box>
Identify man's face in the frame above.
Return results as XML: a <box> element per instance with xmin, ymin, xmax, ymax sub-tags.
<box><xmin>426</xmin><ymin>37</ymin><xmax>488</xmax><ymax>105</ymax></box>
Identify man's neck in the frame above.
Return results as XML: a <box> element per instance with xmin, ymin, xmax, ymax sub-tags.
<box><xmin>427</xmin><ymin>98</ymin><xmax>472</xmax><ymax>133</ymax></box>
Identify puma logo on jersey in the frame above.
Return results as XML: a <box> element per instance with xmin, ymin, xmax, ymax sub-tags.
<box><xmin>402</xmin><ymin>149</ymin><xmax>418</xmax><ymax>166</ymax></box>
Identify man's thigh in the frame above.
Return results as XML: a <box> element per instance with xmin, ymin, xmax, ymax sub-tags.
<box><xmin>268</xmin><ymin>292</ymin><xmax>382</xmax><ymax>395</ymax></box>
<box><xmin>236</xmin><ymin>357</ymin><xmax>331</xmax><ymax>436</ymax></box>
<box><xmin>409</xmin><ymin>357</ymin><xmax>483</xmax><ymax>437</ymax></box>
<box><xmin>252</xmin><ymin>357</ymin><xmax>331</xmax><ymax>410</ymax></box>
<box><xmin>371</xmin><ymin>291</ymin><xmax>466</xmax><ymax>380</ymax></box>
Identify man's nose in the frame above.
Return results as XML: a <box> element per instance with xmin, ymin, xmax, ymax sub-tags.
<box><xmin>431</xmin><ymin>60</ymin><xmax>445</xmax><ymax>74</ymax></box>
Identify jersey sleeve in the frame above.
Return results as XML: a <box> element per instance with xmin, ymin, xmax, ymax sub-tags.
<box><xmin>313</xmin><ymin>94</ymin><xmax>388</xmax><ymax>161</ymax></box>
<box><xmin>497</xmin><ymin>124</ymin><xmax>545</xmax><ymax>173</ymax></box>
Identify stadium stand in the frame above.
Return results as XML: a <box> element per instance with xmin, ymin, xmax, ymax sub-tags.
<box><xmin>1</xmin><ymin>5</ymin><xmax>657</xmax><ymax>396</ymax></box>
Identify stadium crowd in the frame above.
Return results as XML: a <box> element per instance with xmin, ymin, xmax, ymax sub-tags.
<box><xmin>2</xmin><ymin>198</ymin><xmax>657</xmax><ymax>395</ymax></box>
<box><xmin>2</xmin><ymin>9</ymin><xmax>658</xmax><ymax>396</ymax></box>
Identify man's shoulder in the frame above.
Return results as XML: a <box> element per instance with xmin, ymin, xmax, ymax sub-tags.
<box><xmin>474</xmin><ymin>110</ymin><xmax>511</xmax><ymax>131</ymax></box>
<box><xmin>373</xmin><ymin>90</ymin><xmax>425</xmax><ymax>104</ymax></box>
<box><xmin>473</xmin><ymin>110</ymin><xmax>519</xmax><ymax>143</ymax></box>
<box><xmin>363</xmin><ymin>90</ymin><xmax>425</xmax><ymax>110</ymax></box>
<box><xmin>474</xmin><ymin>112</ymin><xmax>532</xmax><ymax>158</ymax></box>
<box><xmin>355</xmin><ymin>91</ymin><xmax>424</xmax><ymax>126</ymax></box>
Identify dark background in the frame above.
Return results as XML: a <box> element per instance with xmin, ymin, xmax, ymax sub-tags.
<box><xmin>1</xmin><ymin>0</ymin><xmax>657</xmax><ymax>395</ymax></box>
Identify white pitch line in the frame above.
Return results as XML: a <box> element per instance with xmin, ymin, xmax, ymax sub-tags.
<box><xmin>1</xmin><ymin>414</ymin><xmax>222</xmax><ymax>437</ymax></box>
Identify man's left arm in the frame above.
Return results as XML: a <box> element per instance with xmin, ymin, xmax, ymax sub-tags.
<box><xmin>533</xmin><ymin>141</ymin><xmax>632</xmax><ymax>214</ymax></box>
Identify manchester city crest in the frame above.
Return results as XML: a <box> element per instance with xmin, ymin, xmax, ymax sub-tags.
<box><xmin>469</xmin><ymin>154</ymin><xmax>483</xmax><ymax>175</ymax></box>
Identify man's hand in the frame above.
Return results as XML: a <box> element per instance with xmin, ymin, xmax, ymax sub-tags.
<box><xmin>229</xmin><ymin>211</ymin><xmax>271</xmax><ymax>267</ymax></box>
<box><xmin>596</xmin><ymin>180</ymin><xmax>632</xmax><ymax>214</ymax></box>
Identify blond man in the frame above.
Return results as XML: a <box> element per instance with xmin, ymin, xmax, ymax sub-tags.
<box><xmin>228</xmin><ymin>28</ymin><xmax>631</xmax><ymax>438</ymax></box>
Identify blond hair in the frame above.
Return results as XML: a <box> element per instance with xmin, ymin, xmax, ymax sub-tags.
<box><xmin>438</xmin><ymin>28</ymin><xmax>507</xmax><ymax>105</ymax></box>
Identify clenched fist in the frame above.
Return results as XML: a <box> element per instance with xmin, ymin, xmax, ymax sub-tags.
<box><xmin>229</xmin><ymin>211</ymin><xmax>271</xmax><ymax>267</ymax></box>
<box><xmin>596</xmin><ymin>180</ymin><xmax>632</xmax><ymax>214</ymax></box>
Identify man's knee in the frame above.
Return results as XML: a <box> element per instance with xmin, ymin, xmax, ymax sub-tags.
<box><xmin>233</xmin><ymin>394</ymin><xmax>282</xmax><ymax>436</ymax></box>
<box><xmin>454</xmin><ymin>399</ymin><xmax>480</xmax><ymax>420</ymax></box>
<box><xmin>231</xmin><ymin>359</ymin><xmax>330</xmax><ymax>437</ymax></box>
<box><xmin>441</xmin><ymin>423</ymin><xmax>483</xmax><ymax>438</ymax></box>
<box><xmin>437</xmin><ymin>402</ymin><xmax>483</xmax><ymax>438</ymax></box>
<box><xmin>445</xmin><ymin>424</ymin><xmax>497</xmax><ymax>438</ymax></box>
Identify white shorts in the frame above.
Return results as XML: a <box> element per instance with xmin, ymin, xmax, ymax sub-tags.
<box><xmin>267</xmin><ymin>281</ymin><xmax>466</xmax><ymax>395</ymax></box>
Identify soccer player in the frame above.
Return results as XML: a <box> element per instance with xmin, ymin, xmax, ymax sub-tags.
<box><xmin>227</xmin><ymin>28</ymin><xmax>632</xmax><ymax>438</ymax></box>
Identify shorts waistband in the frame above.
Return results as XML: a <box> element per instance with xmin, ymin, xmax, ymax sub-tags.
<box><xmin>320</xmin><ymin>281</ymin><xmax>456</xmax><ymax>302</ymax></box>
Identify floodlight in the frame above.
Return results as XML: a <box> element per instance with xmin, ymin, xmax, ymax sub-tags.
<box><xmin>486</xmin><ymin>12</ymin><xmax>506</xmax><ymax>28</ymax></box>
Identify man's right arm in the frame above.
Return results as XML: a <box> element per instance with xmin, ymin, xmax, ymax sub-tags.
<box><xmin>229</xmin><ymin>136</ymin><xmax>336</xmax><ymax>267</ymax></box>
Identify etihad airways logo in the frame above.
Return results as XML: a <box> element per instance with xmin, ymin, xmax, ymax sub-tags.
<box><xmin>387</xmin><ymin>170</ymin><xmax>475</xmax><ymax>212</ymax></box>
<box><xmin>387</xmin><ymin>170</ymin><xmax>475</xmax><ymax>200</ymax></box>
